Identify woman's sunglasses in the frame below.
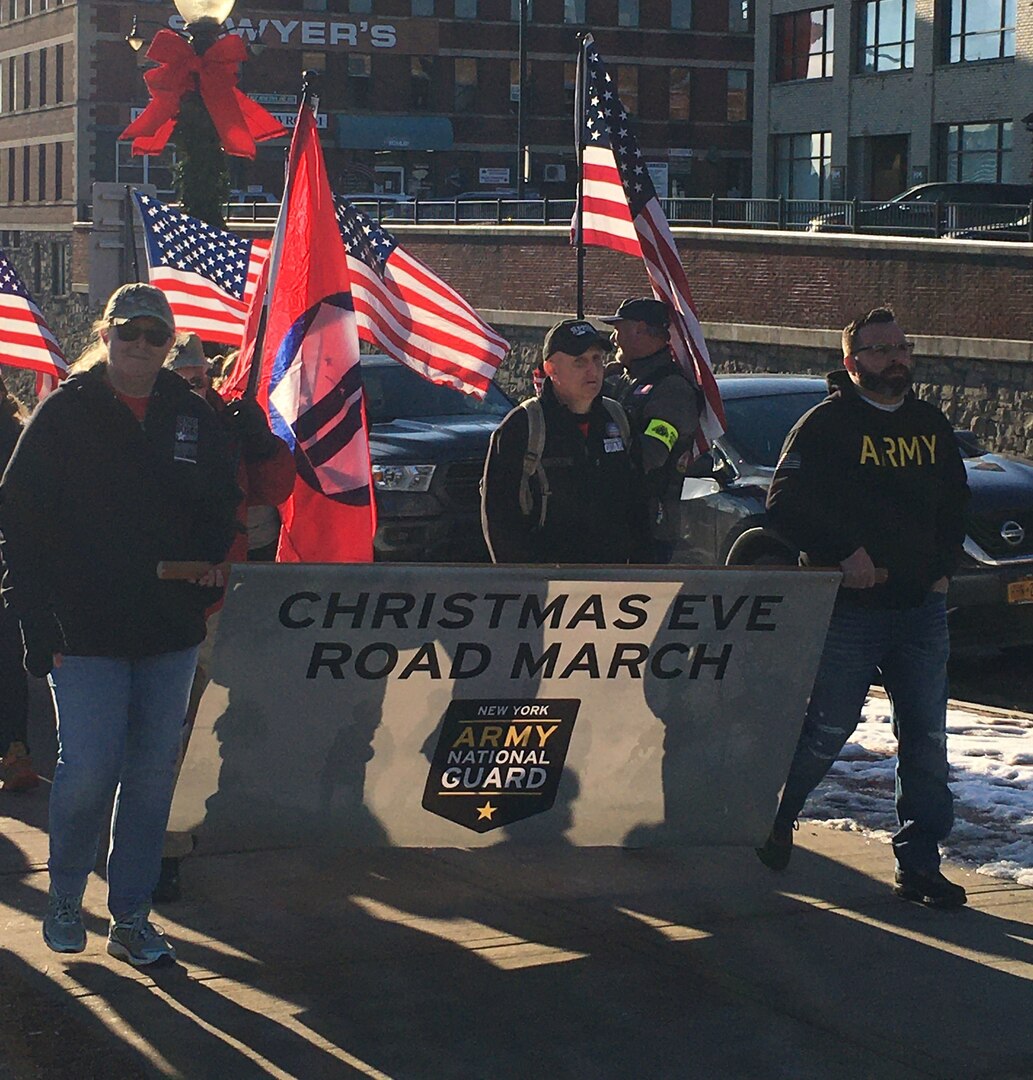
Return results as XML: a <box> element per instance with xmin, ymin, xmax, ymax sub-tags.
<box><xmin>113</xmin><ymin>322</ymin><xmax>172</xmax><ymax>347</ymax></box>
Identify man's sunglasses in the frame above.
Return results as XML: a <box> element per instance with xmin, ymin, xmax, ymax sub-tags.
<box><xmin>113</xmin><ymin>322</ymin><xmax>172</xmax><ymax>347</ymax></box>
<box><xmin>853</xmin><ymin>341</ymin><xmax>915</xmax><ymax>357</ymax></box>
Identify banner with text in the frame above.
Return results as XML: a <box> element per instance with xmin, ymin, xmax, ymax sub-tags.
<box><xmin>169</xmin><ymin>564</ymin><xmax>839</xmax><ymax>848</ymax></box>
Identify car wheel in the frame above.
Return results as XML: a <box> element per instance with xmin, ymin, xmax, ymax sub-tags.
<box><xmin>741</xmin><ymin>547</ymin><xmax>797</xmax><ymax>567</ymax></box>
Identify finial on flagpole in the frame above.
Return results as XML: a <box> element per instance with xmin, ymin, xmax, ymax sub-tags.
<box><xmin>301</xmin><ymin>70</ymin><xmax>321</xmax><ymax>114</ymax></box>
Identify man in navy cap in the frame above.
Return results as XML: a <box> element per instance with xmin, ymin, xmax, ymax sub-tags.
<box><xmin>481</xmin><ymin>318</ymin><xmax>647</xmax><ymax>564</ymax></box>
<box><xmin>601</xmin><ymin>297</ymin><xmax>701</xmax><ymax>562</ymax></box>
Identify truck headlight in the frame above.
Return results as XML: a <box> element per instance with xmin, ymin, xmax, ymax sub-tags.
<box><xmin>371</xmin><ymin>464</ymin><xmax>437</xmax><ymax>492</ymax></box>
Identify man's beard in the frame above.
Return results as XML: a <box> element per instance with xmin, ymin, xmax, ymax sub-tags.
<box><xmin>855</xmin><ymin>360</ymin><xmax>912</xmax><ymax>397</ymax></box>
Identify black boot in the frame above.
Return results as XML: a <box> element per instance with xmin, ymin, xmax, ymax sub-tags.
<box><xmin>755</xmin><ymin>819</ymin><xmax>796</xmax><ymax>871</ymax></box>
<box><xmin>894</xmin><ymin>867</ymin><xmax>967</xmax><ymax>908</ymax></box>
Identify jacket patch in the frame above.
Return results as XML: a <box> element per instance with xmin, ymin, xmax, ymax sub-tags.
<box><xmin>859</xmin><ymin>434</ymin><xmax>936</xmax><ymax>467</ymax></box>
<box><xmin>777</xmin><ymin>451</ymin><xmax>801</xmax><ymax>471</ymax></box>
<box><xmin>174</xmin><ymin>415</ymin><xmax>199</xmax><ymax>463</ymax></box>
<box><xmin>644</xmin><ymin>418</ymin><xmax>678</xmax><ymax>451</ymax></box>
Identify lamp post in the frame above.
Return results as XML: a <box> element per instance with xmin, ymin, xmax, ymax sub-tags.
<box><xmin>127</xmin><ymin>0</ymin><xmax>238</xmax><ymax>228</ymax></box>
<box><xmin>515</xmin><ymin>0</ymin><xmax>528</xmax><ymax>198</ymax></box>
<box><xmin>171</xmin><ymin>0</ymin><xmax>237</xmax><ymax>228</ymax></box>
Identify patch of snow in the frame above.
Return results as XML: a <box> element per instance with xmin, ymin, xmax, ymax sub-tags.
<box><xmin>800</xmin><ymin>696</ymin><xmax>1033</xmax><ymax>885</ymax></box>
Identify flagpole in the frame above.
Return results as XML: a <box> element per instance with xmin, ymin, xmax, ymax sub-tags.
<box><xmin>574</xmin><ymin>34</ymin><xmax>588</xmax><ymax>319</ymax></box>
<box><xmin>244</xmin><ymin>73</ymin><xmax>318</xmax><ymax>400</ymax></box>
<box><xmin>124</xmin><ymin>185</ymin><xmax>140</xmax><ymax>281</ymax></box>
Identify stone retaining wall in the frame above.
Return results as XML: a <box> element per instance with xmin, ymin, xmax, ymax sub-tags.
<box><xmin>492</xmin><ymin>318</ymin><xmax>1033</xmax><ymax>459</ymax></box>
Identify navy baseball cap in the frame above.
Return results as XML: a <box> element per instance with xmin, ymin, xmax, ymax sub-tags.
<box><xmin>543</xmin><ymin>319</ymin><xmax>610</xmax><ymax>360</ymax></box>
<box><xmin>599</xmin><ymin>297</ymin><xmax>671</xmax><ymax>328</ymax></box>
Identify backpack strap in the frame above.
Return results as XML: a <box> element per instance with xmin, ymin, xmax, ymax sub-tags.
<box><xmin>517</xmin><ymin>397</ymin><xmax>550</xmax><ymax>530</ymax></box>
<box><xmin>600</xmin><ymin>396</ymin><xmax>632</xmax><ymax>445</ymax></box>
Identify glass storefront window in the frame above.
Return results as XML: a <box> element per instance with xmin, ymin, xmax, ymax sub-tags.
<box><xmin>774</xmin><ymin>132</ymin><xmax>832</xmax><ymax>199</ymax></box>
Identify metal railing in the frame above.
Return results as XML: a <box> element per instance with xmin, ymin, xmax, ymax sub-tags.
<box><xmin>220</xmin><ymin>195</ymin><xmax>1033</xmax><ymax>241</ymax></box>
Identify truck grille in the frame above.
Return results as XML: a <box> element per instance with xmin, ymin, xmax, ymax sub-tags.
<box><xmin>442</xmin><ymin>461</ymin><xmax>483</xmax><ymax>508</ymax></box>
<box><xmin>966</xmin><ymin>511</ymin><xmax>1033</xmax><ymax>559</ymax></box>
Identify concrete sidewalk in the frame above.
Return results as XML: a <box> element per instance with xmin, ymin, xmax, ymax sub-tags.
<box><xmin>1</xmin><ymin>785</ymin><xmax>1031</xmax><ymax>1080</ymax></box>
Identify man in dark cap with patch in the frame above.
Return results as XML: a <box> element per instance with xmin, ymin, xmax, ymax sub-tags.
<box><xmin>601</xmin><ymin>297</ymin><xmax>701</xmax><ymax>562</ymax></box>
<box><xmin>481</xmin><ymin>318</ymin><xmax>647</xmax><ymax>564</ymax></box>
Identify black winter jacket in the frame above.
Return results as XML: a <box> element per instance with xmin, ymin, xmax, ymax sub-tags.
<box><xmin>766</xmin><ymin>370</ymin><xmax>969</xmax><ymax>609</ymax></box>
<box><xmin>0</xmin><ymin>364</ymin><xmax>241</xmax><ymax>658</ymax></box>
<box><xmin>480</xmin><ymin>379</ymin><xmax>649</xmax><ymax>564</ymax></box>
<box><xmin>605</xmin><ymin>347</ymin><xmax>700</xmax><ymax>542</ymax></box>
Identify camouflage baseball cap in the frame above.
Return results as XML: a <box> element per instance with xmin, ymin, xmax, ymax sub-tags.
<box><xmin>102</xmin><ymin>283</ymin><xmax>175</xmax><ymax>333</ymax></box>
<box><xmin>164</xmin><ymin>332</ymin><xmax>209</xmax><ymax>371</ymax></box>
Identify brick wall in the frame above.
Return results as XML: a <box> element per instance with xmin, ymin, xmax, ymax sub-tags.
<box><xmin>392</xmin><ymin>227</ymin><xmax>1033</xmax><ymax>343</ymax></box>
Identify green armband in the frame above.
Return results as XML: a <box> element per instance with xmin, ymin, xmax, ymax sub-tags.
<box><xmin>644</xmin><ymin>418</ymin><xmax>679</xmax><ymax>451</ymax></box>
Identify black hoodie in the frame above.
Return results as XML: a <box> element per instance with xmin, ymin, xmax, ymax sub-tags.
<box><xmin>766</xmin><ymin>370</ymin><xmax>969</xmax><ymax>609</ymax></box>
<box><xmin>0</xmin><ymin>364</ymin><xmax>241</xmax><ymax>658</ymax></box>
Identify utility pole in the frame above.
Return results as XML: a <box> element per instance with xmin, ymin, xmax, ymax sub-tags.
<box><xmin>516</xmin><ymin>0</ymin><xmax>528</xmax><ymax>198</ymax></box>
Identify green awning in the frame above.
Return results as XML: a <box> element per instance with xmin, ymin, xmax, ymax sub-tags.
<box><xmin>335</xmin><ymin>115</ymin><xmax>454</xmax><ymax>151</ymax></box>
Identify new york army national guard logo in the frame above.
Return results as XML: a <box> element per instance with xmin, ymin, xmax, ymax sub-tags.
<box><xmin>422</xmin><ymin>699</ymin><xmax>579</xmax><ymax>833</ymax></box>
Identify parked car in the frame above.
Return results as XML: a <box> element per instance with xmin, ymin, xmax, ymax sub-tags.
<box><xmin>676</xmin><ymin>374</ymin><xmax>1033</xmax><ymax>651</ymax></box>
<box><xmin>808</xmin><ymin>182</ymin><xmax>1033</xmax><ymax>236</ymax></box>
<box><xmin>362</xmin><ymin>354</ymin><xmax>513</xmax><ymax>561</ymax></box>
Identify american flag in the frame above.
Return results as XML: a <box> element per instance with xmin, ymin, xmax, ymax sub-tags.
<box><xmin>334</xmin><ymin>198</ymin><xmax>509</xmax><ymax>399</ymax></box>
<box><xmin>575</xmin><ymin>34</ymin><xmax>725</xmax><ymax>454</ymax></box>
<box><xmin>133</xmin><ymin>192</ymin><xmax>271</xmax><ymax>348</ymax></box>
<box><xmin>0</xmin><ymin>247</ymin><xmax>67</xmax><ymax>398</ymax></box>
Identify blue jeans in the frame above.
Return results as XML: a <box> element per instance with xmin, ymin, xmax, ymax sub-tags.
<box><xmin>775</xmin><ymin>594</ymin><xmax>953</xmax><ymax>874</ymax></box>
<box><xmin>47</xmin><ymin>648</ymin><xmax>198</xmax><ymax>917</ymax></box>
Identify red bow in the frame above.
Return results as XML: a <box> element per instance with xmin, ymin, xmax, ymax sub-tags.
<box><xmin>120</xmin><ymin>29</ymin><xmax>287</xmax><ymax>159</ymax></box>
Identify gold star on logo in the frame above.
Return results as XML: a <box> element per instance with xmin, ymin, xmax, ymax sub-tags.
<box><xmin>476</xmin><ymin>801</ymin><xmax>497</xmax><ymax>821</ymax></box>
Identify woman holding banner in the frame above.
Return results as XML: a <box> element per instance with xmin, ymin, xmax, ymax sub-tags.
<box><xmin>0</xmin><ymin>283</ymin><xmax>240</xmax><ymax>967</ymax></box>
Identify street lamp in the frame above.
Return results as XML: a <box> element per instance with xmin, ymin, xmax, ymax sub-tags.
<box><xmin>168</xmin><ymin>0</ymin><xmax>237</xmax><ymax>227</ymax></box>
<box><xmin>121</xmin><ymin>0</ymin><xmax>285</xmax><ymax>227</ymax></box>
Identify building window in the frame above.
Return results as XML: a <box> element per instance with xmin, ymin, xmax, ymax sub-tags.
<box><xmin>51</xmin><ymin>241</ymin><xmax>67</xmax><ymax>295</ymax></box>
<box><xmin>411</xmin><ymin>56</ymin><xmax>432</xmax><ymax>108</ymax></box>
<box><xmin>6</xmin><ymin>148</ymin><xmax>13</xmax><ymax>201</ymax></box>
<box><xmin>21</xmin><ymin>145</ymin><xmax>28</xmax><ymax>200</ymax></box>
<box><xmin>564</xmin><ymin>0</ymin><xmax>585</xmax><ymax>22</ymax></box>
<box><xmin>39</xmin><ymin>47</ymin><xmax>46</xmax><ymax>106</ymax></box>
<box><xmin>861</xmin><ymin>0</ymin><xmax>915</xmax><ymax>71</ymax></box>
<box><xmin>346</xmin><ymin>53</ymin><xmax>370</xmax><ymax>108</ymax></box>
<box><xmin>116</xmin><ymin>142</ymin><xmax>177</xmax><ymax>193</ymax></box>
<box><xmin>347</xmin><ymin>0</ymin><xmax>371</xmax><ymax>11</ymax></box>
<box><xmin>22</xmin><ymin>53</ymin><xmax>30</xmax><ymax>109</ymax></box>
<box><xmin>618</xmin><ymin>0</ymin><xmax>639</xmax><ymax>26</ymax></box>
<box><xmin>412</xmin><ymin>0</ymin><xmax>433</xmax><ymax>12</ymax></box>
<box><xmin>775</xmin><ymin>8</ymin><xmax>834</xmax><ymax>81</ymax></box>
<box><xmin>729</xmin><ymin>0</ymin><xmax>751</xmax><ymax>32</ymax></box>
<box><xmin>510</xmin><ymin>0</ymin><xmax>533</xmax><ymax>17</ymax></box>
<box><xmin>32</xmin><ymin>242</ymin><xmax>42</xmax><ymax>293</ymax></box>
<box><xmin>37</xmin><ymin>144</ymin><xmax>45</xmax><ymax>200</ymax></box>
<box><xmin>944</xmin><ymin>121</ymin><xmax>1015</xmax><ymax>182</ymax></box>
<box><xmin>669</xmin><ymin>68</ymin><xmax>691</xmax><ymax>120</ymax></box>
<box><xmin>454</xmin><ymin>57</ymin><xmax>476</xmax><ymax>112</ymax></box>
<box><xmin>671</xmin><ymin>0</ymin><xmax>691</xmax><ymax>28</ymax></box>
<box><xmin>7</xmin><ymin>55</ymin><xmax>14</xmax><ymax>110</ymax></box>
<box><xmin>774</xmin><ymin>131</ymin><xmax>832</xmax><ymax>199</ymax></box>
<box><xmin>617</xmin><ymin>65</ymin><xmax>638</xmax><ymax>116</ymax></box>
<box><xmin>509</xmin><ymin>59</ymin><xmax>532</xmax><ymax>112</ymax></box>
<box><xmin>454</xmin><ymin>0</ymin><xmax>476</xmax><ymax>16</ymax></box>
<box><xmin>54</xmin><ymin>140</ymin><xmax>62</xmax><ymax>199</ymax></box>
<box><xmin>55</xmin><ymin>44</ymin><xmax>62</xmax><ymax>103</ymax></box>
<box><xmin>563</xmin><ymin>61</ymin><xmax>576</xmax><ymax>107</ymax></box>
<box><xmin>948</xmin><ymin>0</ymin><xmax>1015</xmax><ymax>62</ymax></box>
<box><xmin>726</xmin><ymin>70</ymin><xmax>749</xmax><ymax>121</ymax></box>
